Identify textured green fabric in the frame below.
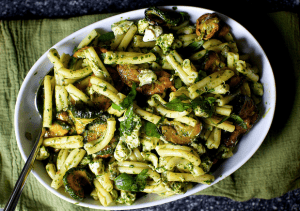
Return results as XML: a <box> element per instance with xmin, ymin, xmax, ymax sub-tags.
<box><xmin>0</xmin><ymin>11</ymin><xmax>299</xmax><ymax>210</ymax></box>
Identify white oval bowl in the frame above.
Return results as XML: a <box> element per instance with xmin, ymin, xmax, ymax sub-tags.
<box><xmin>14</xmin><ymin>5</ymin><xmax>276</xmax><ymax>210</ymax></box>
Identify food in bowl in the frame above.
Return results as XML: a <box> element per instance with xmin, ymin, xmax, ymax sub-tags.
<box><xmin>34</xmin><ymin>6</ymin><xmax>264</xmax><ymax>207</ymax></box>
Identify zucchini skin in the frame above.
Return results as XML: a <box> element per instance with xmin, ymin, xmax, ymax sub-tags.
<box><xmin>69</xmin><ymin>105</ymin><xmax>103</xmax><ymax>119</ymax></box>
<box><xmin>83</xmin><ymin>114</ymin><xmax>113</xmax><ymax>143</ymax></box>
<box><xmin>145</xmin><ymin>7</ymin><xmax>180</xmax><ymax>27</ymax></box>
<box><xmin>145</xmin><ymin>7</ymin><xmax>189</xmax><ymax>27</ymax></box>
<box><xmin>63</xmin><ymin>167</ymin><xmax>95</xmax><ymax>200</ymax></box>
<box><xmin>94</xmin><ymin>136</ymin><xmax>118</xmax><ymax>157</ymax></box>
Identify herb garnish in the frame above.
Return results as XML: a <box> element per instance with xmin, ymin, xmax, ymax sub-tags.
<box><xmin>114</xmin><ymin>169</ymin><xmax>149</xmax><ymax>192</ymax></box>
<box><xmin>143</xmin><ymin>121</ymin><xmax>161</xmax><ymax>138</ymax></box>
<box><xmin>112</xmin><ymin>83</ymin><xmax>137</xmax><ymax>111</ymax></box>
<box><xmin>119</xmin><ymin>104</ymin><xmax>139</xmax><ymax>135</ymax></box>
<box><xmin>163</xmin><ymin>94</ymin><xmax>216</xmax><ymax>117</ymax></box>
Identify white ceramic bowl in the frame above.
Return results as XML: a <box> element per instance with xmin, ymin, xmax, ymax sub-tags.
<box><xmin>14</xmin><ymin>5</ymin><xmax>276</xmax><ymax>210</ymax></box>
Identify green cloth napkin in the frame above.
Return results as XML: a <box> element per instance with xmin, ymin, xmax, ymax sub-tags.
<box><xmin>0</xmin><ymin>11</ymin><xmax>299</xmax><ymax>210</ymax></box>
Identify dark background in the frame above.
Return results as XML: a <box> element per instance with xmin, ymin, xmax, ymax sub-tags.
<box><xmin>1</xmin><ymin>0</ymin><xmax>300</xmax><ymax>210</ymax></box>
<box><xmin>0</xmin><ymin>0</ymin><xmax>299</xmax><ymax>20</ymax></box>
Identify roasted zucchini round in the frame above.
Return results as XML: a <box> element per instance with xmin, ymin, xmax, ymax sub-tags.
<box><xmin>63</xmin><ymin>167</ymin><xmax>94</xmax><ymax>200</ymax></box>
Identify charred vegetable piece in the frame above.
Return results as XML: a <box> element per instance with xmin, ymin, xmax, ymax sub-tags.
<box><xmin>196</xmin><ymin>13</ymin><xmax>220</xmax><ymax>40</ymax></box>
<box><xmin>218</xmin><ymin>24</ymin><xmax>230</xmax><ymax>38</ymax></box>
<box><xmin>68</xmin><ymin>105</ymin><xmax>104</xmax><ymax>134</ymax></box>
<box><xmin>137</xmin><ymin>70</ymin><xmax>176</xmax><ymax>95</ymax></box>
<box><xmin>228</xmin><ymin>75</ymin><xmax>244</xmax><ymax>91</ymax></box>
<box><xmin>160</xmin><ymin>121</ymin><xmax>202</xmax><ymax>145</ymax></box>
<box><xmin>83</xmin><ymin>72</ymin><xmax>115</xmax><ymax>112</ymax></box>
<box><xmin>116</xmin><ymin>64</ymin><xmax>175</xmax><ymax>95</ymax></box>
<box><xmin>84</xmin><ymin>118</ymin><xmax>108</xmax><ymax>142</ymax></box>
<box><xmin>63</xmin><ymin>167</ymin><xmax>94</xmax><ymax>200</ymax></box>
<box><xmin>223</xmin><ymin>95</ymin><xmax>259</xmax><ymax>147</ymax></box>
<box><xmin>69</xmin><ymin>105</ymin><xmax>103</xmax><ymax>119</ymax></box>
<box><xmin>95</xmin><ymin>137</ymin><xmax>118</xmax><ymax>158</ymax></box>
<box><xmin>56</xmin><ymin>111</ymin><xmax>73</xmax><ymax>125</ymax></box>
<box><xmin>117</xmin><ymin>64</ymin><xmax>140</xmax><ymax>88</ymax></box>
<box><xmin>73</xmin><ymin>119</ymin><xmax>94</xmax><ymax>135</ymax></box>
<box><xmin>200</xmin><ymin>51</ymin><xmax>222</xmax><ymax>74</ymax></box>
<box><xmin>44</xmin><ymin>121</ymin><xmax>70</xmax><ymax>138</ymax></box>
<box><xmin>106</xmin><ymin>66</ymin><xmax>125</xmax><ymax>92</ymax></box>
<box><xmin>74</xmin><ymin>76</ymin><xmax>91</xmax><ymax>92</ymax></box>
<box><xmin>91</xmin><ymin>93</ymin><xmax>112</xmax><ymax>111</ymax></box>
<box><xmin>145</xmin><ymin>7</ymin><xmax>188</xmax><ymax>27</ymax></box>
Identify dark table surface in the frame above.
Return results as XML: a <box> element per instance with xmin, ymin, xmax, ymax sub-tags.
<box><xmin>1</xmin><ymin>0</ymin><xmax>300</xmax><ymax>210</ymax></box>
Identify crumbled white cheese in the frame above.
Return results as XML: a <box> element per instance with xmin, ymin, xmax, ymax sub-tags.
<box><xmin>119</xmin><ymin>115</ymin><xmax>142</xmax><ymax>149</ymax></box>
<box><xmin>137</xmin><ymin>19</ymin><xmax>150</xmax><ymax>34</ymax></box>
<box><xmin>111</xmin><ymin>20</ymin><xmax>134</xmax><ymax>36</ymax></box>
<box><xmin>89</xmin><ymin>158</ymin><xmax>104</xmax><ymax>176</ymax></box>
<box><xmin>138</xmin><ymin>69</ymin><xmax>157</xmax><ymax>86</ymax></box>
<box><xmin>114</xmin><ymin>141</ymin><xmax>131</xmax><ymax>162</ymax></box>
<box><xmin>143</xmin><ymin>26</ymin><xmax>163</xmax><ymax>42</ymax></box>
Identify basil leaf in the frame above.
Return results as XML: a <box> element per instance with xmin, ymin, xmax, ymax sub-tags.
<box><xmin>143</xmin><ymin>121</ymin><xmax>161</xmax><ymax>138</ymax></box>
<box><xmin>164</xmin><ymin>94</ymin><xmax>192</xmax><ymax>112</ymax></box>
<box><xmin>120</xmin><ymin>83</ymin><xmax>137</xmax><ymax>109</ymax></box>
<box><xmin>111</xmin><ymin>83</ymin><xmax>137</xmax><ymax>111</ymax></box>
<box><xmin>98</xmin><ymin>32</ymin><xmax>115</xmax><ymax>42</ymax></box>
<box><xmin>135</xmin><ymin>169</ymin><xmax>149</xmax><ymax>191</ymax></box>
<box><xmin>230</xmin><ymin>114</ymin><xmax>248</xmax><ymax>129</ymax></box>
<box><xmin>114</xmin><ymin>169</ymin><xmax>149</xmax><ymax>192</ymax></box>
<box><xmin>164</xmin><ymin>100</ymin><xmax>191</xmax><ymax>112</ymax></box>
<box><xmin>114</xmin><ymin>173</ymin><xmax>135</xmax><ymax>191</ymax></box>
<box><xmin>175</xmin><ymin>94</ymin><xmax>190</xmax><ymax>101</ymax></box>
<box><xmin>119</xmin><ymin>105</ymin><xmax>138</xmax><ymax>136</ymax></box>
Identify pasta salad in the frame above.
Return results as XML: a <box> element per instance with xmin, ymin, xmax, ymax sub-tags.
<box><xmin>36</xmin><ymin>7</ymin><xmax>263</xmax><ymax>207</ymax></box>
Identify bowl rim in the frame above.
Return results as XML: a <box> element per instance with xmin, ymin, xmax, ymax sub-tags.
<box><xmin>14</xmin><ymin>5</ymin><xmax>276</xmax><ymax>210</ymax></box>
